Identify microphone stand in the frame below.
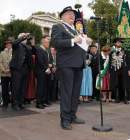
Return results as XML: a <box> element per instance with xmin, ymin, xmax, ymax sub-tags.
<box><xmin>92</xmin><ymin>18</ymin><xmax>113</xmax><ymax>132</ymax></box>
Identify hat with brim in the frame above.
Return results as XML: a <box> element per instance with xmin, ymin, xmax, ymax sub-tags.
<box><xmin>101</xmin><ymin>46</ymin><xmax>111</xmax><ymax>52</ymax></box>
<box><xmin>89</xmin><ymin>44</ymin><xmax>97</xmax><ymax>48</ymax></box>
<box><xmin>113</xmin><ymin>38</ymin><xmax>124</xmax><ymax>43</ymax></box>
<box><xmin>59</xmin><ymin>6</ymin><xmax>77</xmax><ymax>18</ymax></box>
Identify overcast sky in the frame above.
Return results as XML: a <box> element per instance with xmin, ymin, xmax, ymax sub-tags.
<box><xmin>0</xmin><ymin>0</ymin><xmax>94</xmax><ymax>24</ymax></box>
<box><xmin>0</xmin><ymin>0</ymin><xmax>130</xmax><ymax>24</ymax></box>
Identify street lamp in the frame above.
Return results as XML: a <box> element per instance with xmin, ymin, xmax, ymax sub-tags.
<box><xmin>75</xmin><ymin>0</ymin><xmax>82</xmax><ymax>9</ymax></box>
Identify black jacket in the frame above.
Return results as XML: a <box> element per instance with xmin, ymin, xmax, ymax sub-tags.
<box><xmin>35</xmin><ymin>46</ymin><xmax>48</xmax><ymax>73</ymax></box>
<box><xmin>123</xmin><ymin>51</ymin><xmax>130</xmax><ymax>88</ymax></box>
<box><xmin>51</xmin><ymin>23</ymin><xmax>86</xmax><ymax>68</ymax></box>
<box><xmin>89</xmin><ymin>52</ymin><xmax>99</xmax><ymax>75</ymax></box>
<box><xmin>10</xmin><ymin>37</ymin><xmax>31</xmax><ymax>70</ymax></box>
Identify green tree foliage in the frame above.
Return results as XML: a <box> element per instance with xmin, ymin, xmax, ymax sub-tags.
<box><xmin>89</xmin><ymin>0</ymin><xmax>117</xmax><ymax>18</ymax></box>
<box><xmin>87</xmin><ymin>0</ymin><xmax>118</xmax><ymax>46</ymax></box>
<box><xmin>0</xmin><ymin>20</ymin><xmax>42</xmax><ymax>50</ymax></box>
<box><xmin>85</xmin><ymin>20</ymin><xmax>97</xmax><ymax>40</ymax></box>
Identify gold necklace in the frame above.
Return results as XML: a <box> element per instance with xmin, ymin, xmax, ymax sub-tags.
<box><xmin>61</xmin><ymin>23</ymin><xmax>78</xmax><ymax>37</ymax></box>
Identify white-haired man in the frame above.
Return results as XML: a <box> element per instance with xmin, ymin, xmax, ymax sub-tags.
<box><xmin>10</xmin><ymin>33</ymin><xmax>31</xmax><ymax>111</ymax></box>
<box><xmin>51</xmin><ymin>6</ymin><xmax>92</xmax><ymax>130</ymax></box>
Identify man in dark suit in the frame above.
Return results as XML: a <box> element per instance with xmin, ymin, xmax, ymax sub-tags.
<box><xmin>51</xmin><ymin>6</ymin><xmax>92</xmax><ymax>130</ymax></box>
<box><xmin>123</xmin><ymin>51</ymin><xmax>130</xmax><ymax>104</ymax></box>
<box><xmin>35</xmin><ymin>35</ymin><xmax>51</xmax><ymax>109</ymax></box>
<box><xmin>10</xmin><ymin>33</ymin><xmax>31</xmax><ymax>110</ymax></box>
<box><xmin>109</xmin><ymin>38</ymin><xmax>125</xmax><ymax>103</ymax></box>
<box><xmin>89</xmin><ymin>44</ymin><xmax>100</xmax><ymax>101</ymax></box>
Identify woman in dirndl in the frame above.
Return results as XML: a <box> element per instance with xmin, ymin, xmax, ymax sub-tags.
<box><xmin>80</xmin><ymin>53</ymin><xmax>93</xmax><ymax>103</ymax></box>
<box><xmin>99</xmin><ymin>46</ymin><xmax>111</xmax><ymax>102</ymax></box>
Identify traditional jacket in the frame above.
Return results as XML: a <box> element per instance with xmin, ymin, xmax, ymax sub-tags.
<box><xmin>109</xmin><ymin>46</ymin><xmax>124</xmax><ymax>90</ymax></box>
<box><xmin>0</xmin><ymin>48</ymin><xmax>12</xmax><ymax>77</ymax></box>
<box><xmin>123</xmin><ymin>51</ymin><xmax>130</xmax><ymax>89</ymax></box>
<box><xmin>110</xmin><ymin>46</ymin><xmax>124</xmax><ymax>71</ymax></box>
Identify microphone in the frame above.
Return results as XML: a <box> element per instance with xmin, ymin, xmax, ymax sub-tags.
<box><xmin>90</xmin><ymin>16</ymin><xmax>102</xmax><ymax>20</ymax></box>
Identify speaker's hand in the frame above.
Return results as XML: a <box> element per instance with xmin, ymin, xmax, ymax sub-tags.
<box><xmin>83</xmin><ymin>34</ymin><xmax>93</xmax><ymax>45</ymax></box>
<box><xmin>73</xmin><ymin>35</ymin><xmax>82</xmax><ymax>44</ymax></box>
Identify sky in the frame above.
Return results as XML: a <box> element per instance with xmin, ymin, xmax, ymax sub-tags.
<box><xmin>0</xmin><ymin>0</ymin><xmax>130</xmax><ymax>24</ymax></box>
<box><xmin>0</xmin><ymin>0</ymin><xmax>94</xmax><ymax>24</ymax></box>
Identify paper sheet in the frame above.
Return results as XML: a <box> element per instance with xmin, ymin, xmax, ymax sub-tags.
<box><xmin>76</xmin><ymin>35</ymin><xmax>92</xmax><ymax>51</ymax></box>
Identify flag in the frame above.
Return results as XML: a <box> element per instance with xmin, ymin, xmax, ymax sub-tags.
<box><xmin>74</xmin><ymin>9</ymin><xmax>86</xmax><ymax>34</ymax></box>
<box><xmin>118</xmin><ymin>0</ymin><xmax>123</xmax><ymax>13</ymax></box>
<box><xmin>96</xmin><ymin>60</ymin><xmax>109</xmax><ymax>90</ymax></box>
<box><xmin>112</xmin><ymin>0</ymin><xmax>123</xmax><ymax>8</ymax></box>
<box><xmin>117</xmin><ymin>0</ymin><xmax>130</xmax><ymax>38</ymax></box>
<box><xmin>112</xmin><ymin>0</ymin><xmax>117</xmax><ymax>6</ymax></box>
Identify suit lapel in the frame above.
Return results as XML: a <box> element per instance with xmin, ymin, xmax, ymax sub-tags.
<box><xmin>63</xmin><ymin>23</ymin><xmax>78</xmax><ymax>35</ymax></box>
<box><xmin>59</xmin><ymin>23</ymin><xmax>78</xmax><ymax>37</ymax></box>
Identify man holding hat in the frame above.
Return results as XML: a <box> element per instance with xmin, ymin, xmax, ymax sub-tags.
<box><xmin>10</xmin><ymin>33</ymin><xmax>31</xmax><ymax>110</ymax></box>
<box><xmin>51</xmin><ymin>6</ymin><xmax>92</xmax><ymax>130</ymax></box>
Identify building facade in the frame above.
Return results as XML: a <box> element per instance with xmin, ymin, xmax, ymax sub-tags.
<box><xmin>27</xmin><ymin>14</ymin><xmax>60</xmax><ymax>35</ymax></box>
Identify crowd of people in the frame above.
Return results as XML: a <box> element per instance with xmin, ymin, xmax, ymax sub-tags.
<box><xmin>0</xmin><ymin>6</ymin><xmax>130</xmax><ymax>130</ymax></box>
<box><xmin>0</xmin><ymin>34</ymin><xmax>130</xmax><ymax>123</ymax></box>
<box><xmin>0</xmin><ymin>34</ymin><xmax>59</xmax><ymax>110</ymax></box>
<box><xmin>79</xmin><ymin>38</ymin><xmax>130</xmax><ymax>105</ymax></box>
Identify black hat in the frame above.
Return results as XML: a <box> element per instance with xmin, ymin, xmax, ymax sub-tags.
<box><xmin>59</xmin><ymin>6</ymin><xmax>77</xmax><ymax>18</ymax></box>
<box><xmin>113</xmin><ymin>38</ymin><xmax>123</xmax><ymax>43</ymax></box>
<box><xmin>89</xmin><ymin>44</ymin><xmax>97</xmax><ymax>48</ymax></box>
<box><xmin>101</xmin><ymin>46</ymin><xmax>111</xmax><ymax>52</ymax></box>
